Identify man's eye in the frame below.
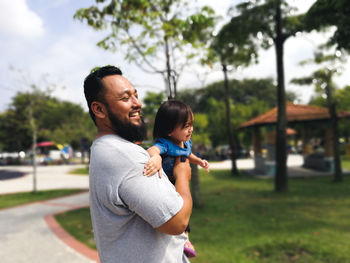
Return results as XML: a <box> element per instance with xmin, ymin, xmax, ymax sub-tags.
<box><xmin>121</xmin><ymin>97</ymin><xmax>130</xmax><ymax>101</ymax></box>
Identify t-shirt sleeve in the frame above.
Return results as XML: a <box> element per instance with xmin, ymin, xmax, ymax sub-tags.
<box><xmin>154</xmin><ymin>138</ymin><xmax>169</xmax><ymax>155</ymax></box>
<box><xmin>118</xmin><ymin>165</ymin><xmax>183</xmax><ymax>228</ymax></box>
<box><xmin>186</xmin><ymin>140</ymin><xmax>192</xmax><ymax>156</ymax></box>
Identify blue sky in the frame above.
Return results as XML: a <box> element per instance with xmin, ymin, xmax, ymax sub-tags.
<box><xmin>0</xmin><ymin>0</ymin><xmax>348</xmax><ymax>113</ymax></box>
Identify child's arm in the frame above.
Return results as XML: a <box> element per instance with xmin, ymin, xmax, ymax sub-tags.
<box><xmin>188</xmin><ymin>153</ymin><xmax>210</xmax><ymax>173</ymax></box>
<box><xmin>144</xmin><ymin>146</ymin><xmax>162</xmax><ymax>177</ymax></box>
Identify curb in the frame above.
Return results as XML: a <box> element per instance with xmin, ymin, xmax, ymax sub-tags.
<box><xmin>44</xmin><ymin>205</ymin><xmax>100</xmax><ymax>263</ymax></box>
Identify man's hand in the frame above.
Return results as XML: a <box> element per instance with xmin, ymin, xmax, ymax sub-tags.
<box><xmin>173</xmin><ymin>156</ymin><xmax>191</xmax><ymax>182</ymax></box>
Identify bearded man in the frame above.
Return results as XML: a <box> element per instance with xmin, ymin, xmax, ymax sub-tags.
<box><xmin>84</xmin><ymin>66</ymin><xmax>192</xmax><ymax>263</ymax></box>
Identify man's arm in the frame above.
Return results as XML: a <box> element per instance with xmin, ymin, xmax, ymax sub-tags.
<box><xmin>157</xmin><ymin>157</ymin><xmax>192</xmax><ymax>235</ymax></box>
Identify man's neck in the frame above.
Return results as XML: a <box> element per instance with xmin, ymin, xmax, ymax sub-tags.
<box><xmin>96</xmin><ymin>129</ymin><xmax>115</xmax><ymax>139</ymax></box>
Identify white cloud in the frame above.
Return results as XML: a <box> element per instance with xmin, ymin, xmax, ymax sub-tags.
<box><xmin>0</xmin><ymin>0</ymin><xmax>44</xmax><ymax>38</ymax></box>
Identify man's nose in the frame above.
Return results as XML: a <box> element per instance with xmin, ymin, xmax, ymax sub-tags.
<box><xmin>132</xmin><ymin>95</ymin><xmax>142</xmax><ymax>108</ymax></box>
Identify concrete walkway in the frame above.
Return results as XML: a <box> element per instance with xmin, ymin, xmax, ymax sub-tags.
<box><xmin>0</xmin><ymin>192</ymin><xmax>96</xmax><ymax>263</ymax></box>
<box><xmin>0</xmin><ymin>164</ymin><xmax>97</xmax><ymax>263</ymax></box>
<box><xmin>0</xmin><ymin>164</ymin><xmax>89</xmax><ymax>194</ymax></box>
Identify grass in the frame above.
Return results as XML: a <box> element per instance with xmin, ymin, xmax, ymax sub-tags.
<box><xmin>341</xmin><ymin>158</ymin><xmax>350</xmax><ymax>170</ymax></box>
<box><xmin>0</xmin><ymin>189</ymin><xmax>86</xmax><ymax>210</ymax></box>
<box><xmin>190</xmin><ymin>171</ymin><xmax>350</xmax><ymax>263</ymax></box>
<box><xmin>55</xmin><ymin>206</ymin><xmax>96</xmax><ymax>249</ymax></box>
<box><xmin>68</xmin><ymin>166</ymin><xmax>89</xmax><ymax>175</ymax></box>
<box><xmin>54</xmin><ymin>169</ymin><xmax>350</xmax><ymax>263</ymax></box>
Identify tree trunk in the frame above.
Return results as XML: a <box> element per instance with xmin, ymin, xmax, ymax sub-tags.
<box><xmin>274</xmin><ymin>1</ymin><xmax>288</xmax><ymax>192</ymax></box>
<box><xmin>190</xmin><ymin>162</ymin><xmax>201</xmax><ymax>208</ymax></box>
<box><xmin>222</xmin><ymin>64</ymin><xmax>238</xmax><ymax>175</ymax></box>
<box><xmin>325</xmin><ymin>81</ymin><xmax>343</xmax><ymax>182</ymax></box>
<box><xmin>29</xmin><ymin>105</ymin><xmax>37</xmax><ymax>193</ymax></box>
<box><xmin>164</xmin><ymin>36</ymin><xmax>173</xmax><ymax>98</ymax></box>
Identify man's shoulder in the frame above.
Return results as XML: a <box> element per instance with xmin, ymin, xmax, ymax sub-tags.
<box><xmin>92</xmin><ymin>135</ymin><xmax>148</xmax><ymax>159</ymax></box>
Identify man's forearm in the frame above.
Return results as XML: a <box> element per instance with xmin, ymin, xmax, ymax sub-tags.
<box><xmin>156</xmin><ymin>159</ymin><xmax>192</xmax><ymax>235</ymax></box>
<box><xmin>174</xmin><ymin>175</ymin><xmax>193</xmax><ymax>227</ymax></box>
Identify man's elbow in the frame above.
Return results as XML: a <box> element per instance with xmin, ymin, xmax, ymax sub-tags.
<box><xmin>157</xmin><ymin>219</ymin><xmax>189</xmax><ymax>235</ymax></box>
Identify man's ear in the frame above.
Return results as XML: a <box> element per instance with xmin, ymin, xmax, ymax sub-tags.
<box><xmin>91</xmin><ymin>101</ymin><xmax>107</xmax><ymax>119</ymax></box>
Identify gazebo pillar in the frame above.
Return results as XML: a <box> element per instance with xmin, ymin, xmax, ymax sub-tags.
<box><xmin>324</xmin><ymin>126</ymin><xmax>334</xmax><ymax>157</ymax></box>
<box><xmin>301</xmin><ymin>127</ymin><xmax>312</xmax><ymax>156</ymax></box>
<box><xmin>265</xmin><ymin>126</ymin><xmax>276</xmax><ymax>161</ymax></box>
<box><xmin>252</xmin><ymin>127</ymin><xmax>262</xmax><ymax>156</ymax></box>
<box><xmin>253</xmin><ymin>127</ymin><xmax>273</xmax><ymax>175</ymax></box>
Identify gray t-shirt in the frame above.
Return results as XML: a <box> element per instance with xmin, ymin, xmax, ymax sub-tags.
<box><xmin>89</xmin><ymin>134</ymin><xmax>190</xmax><ymax>263</ymax></box>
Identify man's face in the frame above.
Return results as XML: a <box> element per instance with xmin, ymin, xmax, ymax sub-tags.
<box><xmin>102</xmin><ymin>75</ymin><xmax>146</xmax><ymax>142</ymax></box>
<box><xmin>102</xmin><ymin>75</ymin><xmax>143</xmax><ymax>127</ymax></box>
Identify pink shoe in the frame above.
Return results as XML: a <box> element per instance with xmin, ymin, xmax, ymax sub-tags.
<box><xmin>184</xmin><ymin>241</ymin><xmax>197</xmax><ymax>258</ymax></box>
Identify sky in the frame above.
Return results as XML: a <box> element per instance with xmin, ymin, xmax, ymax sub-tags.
<box><xmin>0</xmin><ymin>0</ymin><xmax>348</xmax><ymax>113</ymax></box>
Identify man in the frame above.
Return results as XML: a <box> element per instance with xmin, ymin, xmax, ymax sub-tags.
<box><xmin>84</xmin><ymin>66</ymin><xmax>192</xmax><ymax>263</ymax></box>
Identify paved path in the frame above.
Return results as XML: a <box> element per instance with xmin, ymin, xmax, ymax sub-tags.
<box><xmin>205</xmin><ymin>154</ymin><xmax>304</xmax><ymax>171</ymax></box>
<box><xmin>0</xmin><ymin>192</ymin><xmax>96</xmax><ymax>263</ymax></box>
<box><xmin>0</xmin><ymin>164</ymin><xmax>97</xmax><ymax>263</ymax></box>
<box><xmin>0</xmin><ymin>164</ymin><xmax>89</xmax><ymax>194</ymax></box>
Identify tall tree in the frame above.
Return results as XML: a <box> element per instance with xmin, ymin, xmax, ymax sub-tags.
<box><xmin>291</xmin><ymin>50</ymin><xmax>345</xmax><ymax>182</ymax></box>
<box><xmin>74</xmin><ymin>0</ymin><xmax>215</xmax><ymax>98</ymax></box>
<box><xmin>202</xmin><ymin>10</ymin><xmax>259</xmax><ymax>175</ymax></box>
<box><xmin>223</xmin><ymin>0</ymin><xmax>304</xmax><ymax>191</ymax></box>
<box><xmin>141</xmin><ymin>91</ymin><xmax>165</xmax><ymax>142</ymax></box>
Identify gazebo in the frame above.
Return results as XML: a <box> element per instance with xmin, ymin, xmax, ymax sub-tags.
<box><xmin>238</xmin><ymin>102</ymin><xmax>350</xmax><ymax>175</ymax></box>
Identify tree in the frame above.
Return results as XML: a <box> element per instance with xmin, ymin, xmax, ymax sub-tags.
<box><xmin>190</xmin><ymin>113</ymin><xmax>210</xmax><ymax>208</ymax></box>
<box><xmin>0</xmin><ymin>91</ymin><xmax>95</xmax><ymax>152</ymax></box>
<box><xmin>305</xmin><ymin>0</ymin><xmax>350</xmax><ymax>52</ymax></box>
<box><xmin>291</xmin><ymin>50</ymin><xmax>345</xmax><ymax>182</ymax></box>
<box><xmin>199</xmin><ymin>14</ymin><xmax>260</xmax><ymax>175</ymax></box>
<box><xmin>223</xmin><ymin>0</ymin><xmax>305</xmax><ymax>191</ymax></box>
<box><xmin>74</xmin><ymin>0</ymin><xmax>216</xmax><ymax>98</ymax></box>
<box><xmin>142</xmin><ymin>91</ymin><xmax>165</xmax><ymax>142</ymax></box>
<box><xmin>177</xmin><ymin>78</ymin><xmax>297</xmax><ymax>149</ymax></box>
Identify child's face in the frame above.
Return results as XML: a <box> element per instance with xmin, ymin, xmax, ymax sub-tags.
<box><xmin>168</xmin><ymin>116</ymin><xmax>193</xmax><ymax>144</ymax></box>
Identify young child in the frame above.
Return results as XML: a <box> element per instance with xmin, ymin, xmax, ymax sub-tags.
<box><xmin>144</xmin><ymin>100</ymin><xmax>210</xmax><ymax>258</ymax></box>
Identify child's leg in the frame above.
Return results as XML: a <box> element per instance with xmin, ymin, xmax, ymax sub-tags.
<box><xmin>184</xmin><ymin>224</ymin><xmax>196</xmax><ymax>258</ymax></box>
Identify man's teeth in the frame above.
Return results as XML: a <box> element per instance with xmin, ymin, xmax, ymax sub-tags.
<box><xmin>130</xmin><ymin>112</ymin><xmax>140</xmax><ymax>117</ymax></box>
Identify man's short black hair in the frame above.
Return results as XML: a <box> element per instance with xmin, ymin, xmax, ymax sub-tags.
<box><xmin>83</xmin><ymin>66</ymin><xmax>123</xmax><ymax>125</ymax></box>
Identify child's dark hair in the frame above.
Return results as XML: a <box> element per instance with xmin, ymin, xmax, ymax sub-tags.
<box><xmin>153</xmin><ymin>100</ymin><xmax>193</xmax><ymax>140</ymax></box>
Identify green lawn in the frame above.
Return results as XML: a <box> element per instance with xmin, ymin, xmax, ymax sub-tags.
<box><xmin>341</xmin><ymin>158</ymin><xmax>350</xmax><ymax>170</ymax></box>
<box><xmin>0</xmin><ymin>189</ymin><xmax>86</xmax><ymax>210</ymax></box>
<box><xmin>68</xmin><ymin>166</ymin><xmax>89</xmax><ymax>175</ymax></box>
<box><xmin>55</xmin><ymin>170</ymin><xmax>350</xmax><ymax>263</ymax></box>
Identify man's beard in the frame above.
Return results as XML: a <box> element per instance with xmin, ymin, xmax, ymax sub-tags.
<box><xmin>106</xmin><ymin>107</ymin><xmax>147</xmax><ymax>143</ymax></box>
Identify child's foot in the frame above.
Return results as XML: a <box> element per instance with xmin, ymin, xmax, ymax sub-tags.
<box><xmin>184</xmin><ymin>241</ymin><xmax>197</xmax><ymax>258</ymax></box>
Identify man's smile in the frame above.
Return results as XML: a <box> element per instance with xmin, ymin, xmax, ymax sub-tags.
<box><xmin>129</xmin><ymin>111</ymin><xmax>141</xmax><ymax>118</ymax></box>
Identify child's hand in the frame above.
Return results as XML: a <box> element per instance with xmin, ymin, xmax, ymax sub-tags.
<box><xmin>200</xmin><ymin>159</ymin><xmax>210</xmax><ymax>173</ymax></box>
<box><xmin>144</xmin><ymin>155</ymin><xmax>162</xmax><ymax>178</ymax></box>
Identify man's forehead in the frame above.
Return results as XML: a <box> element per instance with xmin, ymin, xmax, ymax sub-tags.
<box><xmin>102</xmin><ymin>75</ymin><xmax>136</xmax><ymax>94</ymax></box>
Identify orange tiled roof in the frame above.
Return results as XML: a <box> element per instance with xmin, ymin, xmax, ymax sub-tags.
<box><xmin>239</xmin><ymin>102</ymin><xmax>350</xmax><ymax>129</ymax></box>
